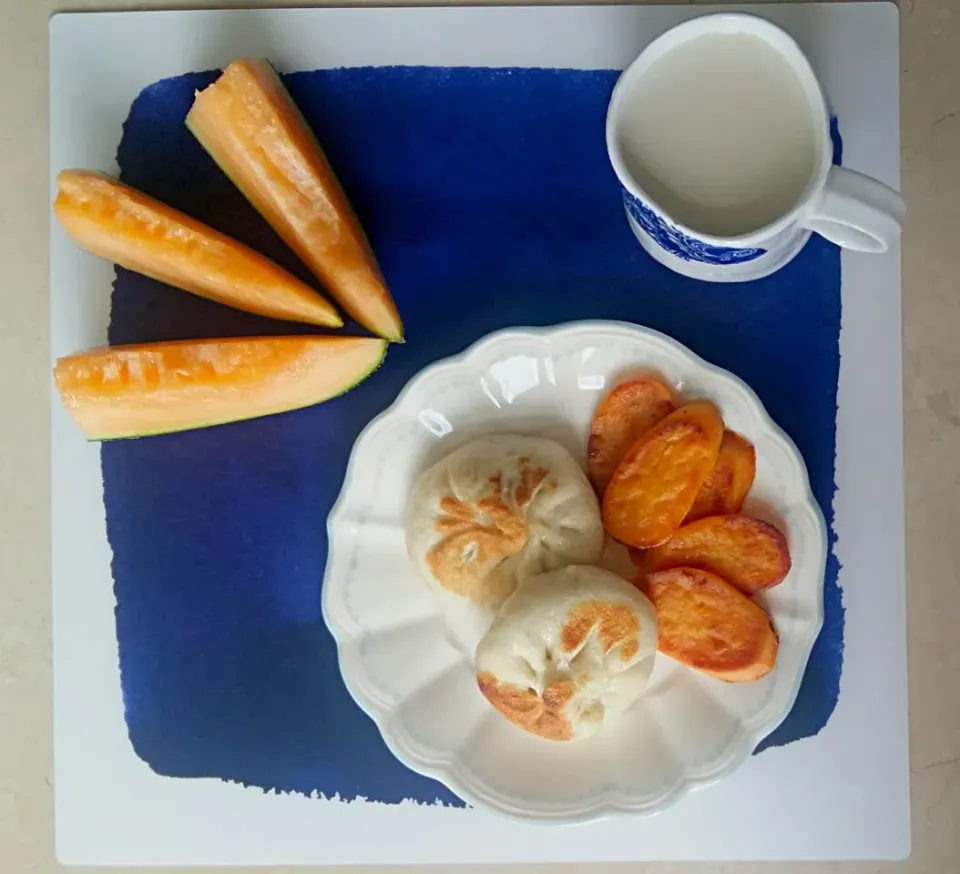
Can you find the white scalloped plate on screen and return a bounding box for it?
[322,321,826,824]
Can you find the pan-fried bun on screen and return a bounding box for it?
[405,435,604,609]
[476,565,657,740]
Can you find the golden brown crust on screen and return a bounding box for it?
[560,599,641,662]
[476,671,576,741]
[644,567,778,682]
[425,458,552,603]
[637,514,791,595]
[426,497,527,601]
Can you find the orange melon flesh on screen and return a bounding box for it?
[54,170,342,328]
[54,336,386,440]
[187,59,404,343]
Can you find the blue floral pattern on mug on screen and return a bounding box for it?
[623,192,766,265]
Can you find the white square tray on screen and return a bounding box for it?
[50,3,907,864]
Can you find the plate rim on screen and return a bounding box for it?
[322,319,828,824]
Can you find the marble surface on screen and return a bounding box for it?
[1,0,957,871]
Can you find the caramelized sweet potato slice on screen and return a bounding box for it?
[602,401,724,548]
[645,567,778,682]
[637,514,791,595]
[587,379,675,495]
[685,430,756,522]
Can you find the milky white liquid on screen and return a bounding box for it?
[617,33,820,237]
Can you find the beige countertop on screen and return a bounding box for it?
[2,0,957,871]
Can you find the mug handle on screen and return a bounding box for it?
[803,166,905,254]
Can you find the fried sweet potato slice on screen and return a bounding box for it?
[645,567,778,682]
[636,514,791,594]
[602,401,724,548]
[684,430,756,522]
[587,379,675,495]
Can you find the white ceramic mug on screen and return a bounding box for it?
[606,13,905,282]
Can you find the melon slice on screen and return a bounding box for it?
[55,170,341,327]
[187,59,404,343]
[54,335,386,440]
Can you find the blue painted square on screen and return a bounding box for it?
[103,66,843,806]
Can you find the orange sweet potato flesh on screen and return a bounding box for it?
[645,567,778,682]
[587,378,675,495]
[637,514,791,595]
[602,401,724,548]
[685,430,756,522]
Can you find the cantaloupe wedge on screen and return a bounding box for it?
[53,336,386,440]
[186,59,404,342]
[54,170,341,327]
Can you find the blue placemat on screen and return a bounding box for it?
[102,66,843,806]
